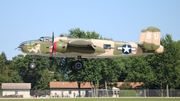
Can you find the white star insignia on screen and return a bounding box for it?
[123,45,131,53]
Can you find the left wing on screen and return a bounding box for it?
[68,40,105,54]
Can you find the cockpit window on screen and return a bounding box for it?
[39,37,44,42]
[39,36,52,42]
[30,41,35,45]
[104,44,111,49]
[45,38,50,42]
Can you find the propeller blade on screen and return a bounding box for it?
[52,31,54,45]
[51,32,55,55]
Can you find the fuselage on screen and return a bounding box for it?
[18,26,165,59]
[20,36,143,58]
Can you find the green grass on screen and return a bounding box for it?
[119,90,137,97]
[0,98,180,101]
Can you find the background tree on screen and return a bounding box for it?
[146,34,180,97]
[14,55,54,90]
[0,52,11,86]
[0,52,23,88]
[67,28,102,97]
[126,56,155,88]
[100,58,125,97]
[83,58,103,97]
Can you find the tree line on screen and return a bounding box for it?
[0,28,180,96]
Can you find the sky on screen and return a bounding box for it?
[0,0,180,60]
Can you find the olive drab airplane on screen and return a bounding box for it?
[16,26,164,70]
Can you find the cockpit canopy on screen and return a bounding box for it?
[59,34,67,37]
[38,36,52,42]
[38,34,67,42]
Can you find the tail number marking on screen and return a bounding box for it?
[147,33,159,40]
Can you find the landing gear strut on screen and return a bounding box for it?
[71,56,84,71]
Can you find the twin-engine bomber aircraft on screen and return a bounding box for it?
[17,26,164,70]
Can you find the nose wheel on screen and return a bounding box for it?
[29,62,36,69]
[29,58,36,69]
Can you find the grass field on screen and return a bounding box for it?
[0,98,180,101]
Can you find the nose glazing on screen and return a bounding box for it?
[21,41,29,45]
[18,41,31,53]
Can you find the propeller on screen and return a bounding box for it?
[49,32,55,62]
[50,32,55,56]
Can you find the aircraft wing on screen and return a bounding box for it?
[68,40,94,48]
[67,40,105,54]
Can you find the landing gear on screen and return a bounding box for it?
[71,56,84,71]
[29,62,36,69]
[71,60,84,70]
[29,59,36,69]
[28,55,84,71]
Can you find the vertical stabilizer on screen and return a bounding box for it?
[138,26,161,50]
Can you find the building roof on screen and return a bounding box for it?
[2,83,31,89]
[111,82,143,88]
[50,82,91,89]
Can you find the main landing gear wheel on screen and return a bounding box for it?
[71,60,84,71]
[29,62,36,69]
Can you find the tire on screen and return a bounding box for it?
[29,62,36,69]
[71,60,83,71]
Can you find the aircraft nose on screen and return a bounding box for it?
[21,46,29,53]
[16,41,29,53]
[15,42,24,50]
[18,40,43,53]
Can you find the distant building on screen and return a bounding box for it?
[108,82,143,88]
[50,82,91,97]
[117,82,143,88]
[1,83,31,98]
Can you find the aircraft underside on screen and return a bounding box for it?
[27,52,153,71]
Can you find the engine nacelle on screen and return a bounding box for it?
[56,42,67,53]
